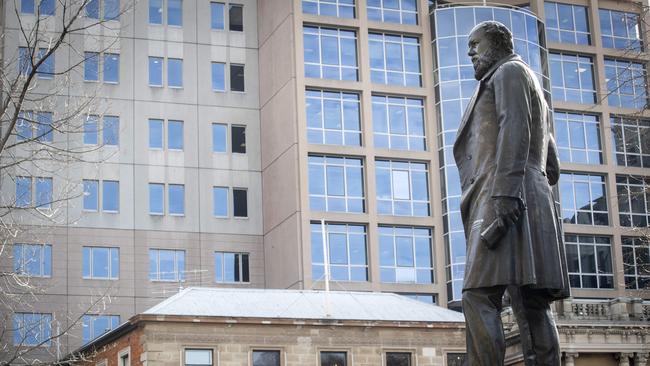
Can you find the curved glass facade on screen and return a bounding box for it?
[430,5,550,306]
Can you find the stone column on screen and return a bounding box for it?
[564,352,579,366]
[635,353,649,366]
[618,353,633,366]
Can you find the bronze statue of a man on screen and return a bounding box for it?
[453,21,570,365]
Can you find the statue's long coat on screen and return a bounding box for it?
[453,54,570,298]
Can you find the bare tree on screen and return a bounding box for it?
[0,0,133,364]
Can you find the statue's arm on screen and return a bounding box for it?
[490,62,531,199]
[546,133,560,186]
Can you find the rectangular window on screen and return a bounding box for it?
[386,352,412,366]
[252,350,281,366]
[230,64,245,92]
[83,179,99,211]
[149,119,164,149]
[185,349,212,366]
[168,184,185,215]
[303,0,355,18]
[211,2,225,30]
[211,62,225,91]
[553,111,601,164]
[82,315,120,344]
[233,188,248,217]
[16,111,33,141]
[611,116,650,168]
[149,0,163,24]
[213,186,228,217]
[84,115,99,145]
[168,0,182,26]
[103,116,119,146]
[372,95,425,150]
[616,175,649,227]
[39,0,56,15]
[565,234,613,289]
[622,236,650,290]
[168,120,184,150]
[303,26,358,81]
[149,248,185,281]
[34,112,53,142]
[168,58,183,87]
[311,222,367,282]
[376,160,429,216]
[320,351,347,366]
[18,47,32,76]
[86,0,99,18]
[16,112,53,142]
[104,0,120,20]
[367,0,417,25]
[231,125,246,153]
[84,52,100,81]
[401,293,435,304]
[305,89,361,146]
[13,243,52,277]
[379,226,433,284]
[212,123,227,152]
[229,4,243,31]
[82,247,119,279]
[446,353,467,366]
[544,2,590,45]
[559,173,608,225]
[103,53,119,83]
[549,52,596,104]
[149,183,164,215]
[21,0,35,13]
[214,252,249,283]
[369,33,421,87]
[35,177,52,209]
[599,9,642,51]
[149,56,163,86]
[604,59,647,109]
[36,48,54,79]
[16,176,32,208]
[103,180,119,212]
[308,155,364,213]
[13,313,52,346]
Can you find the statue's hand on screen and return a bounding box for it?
[493,197,522,228]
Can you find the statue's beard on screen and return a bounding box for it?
[472,49,502,80]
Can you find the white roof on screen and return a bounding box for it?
[143,287,465,323]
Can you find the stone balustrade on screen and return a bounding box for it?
[554,297,650,322]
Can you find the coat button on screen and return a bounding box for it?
[470,178,475,184]
[466,155,472,160]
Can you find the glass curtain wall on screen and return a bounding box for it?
[430,4,550,306]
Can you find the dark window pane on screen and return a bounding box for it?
[231,125,246,153]
[229,4,243,31]
[387,352,411,366]
[321,351,346,366]
[230,64,245,92]
[252,350,280,366]
[233,189,248,217]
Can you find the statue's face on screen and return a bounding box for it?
[468,27,498,80]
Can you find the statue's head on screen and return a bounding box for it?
[467,21,514,80]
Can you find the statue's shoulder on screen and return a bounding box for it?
[493,59,532,82]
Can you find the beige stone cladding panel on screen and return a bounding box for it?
[258,0,294,47]
[197,105,261,171]
[260,81,298,171]
[132,0,197,43]
[262,212,302,289]
[259,14,296,107]
[196,0,259,49]
[66,227,135,297]
[262,144,300,233]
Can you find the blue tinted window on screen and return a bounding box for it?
[369,33,421,86]
[21,0,35,13]
[372,95,425,150]
[36,112,53,142]
[35,177,52,209]
[303,26,358,81]
[149,57,163,86]
[379,226,433,283]
[599,9,641,51]
[549,53,595,104]
[168,120,183,150]
[84,115,99,144]
[149,249,185,281]
[544,2,590,45]
[149,183,164,214]
[610,117,650,168]
[212,123,227,152]
[302,0,355,18]
[82,315,120,344]
[16,177,31,208]
[215,252,250,282]
[212,62,225,91]
[86,0,99,18]
[168,58,183,87]
[553,112,602,164]
[104,0,120,20]
[103,180,119,212]
[213,186,228,216]
[149,119,163,149]
[616,175,650,227]
[13,313,52,346]
[83,180,99,211]
[103,53,119,82]
[84,52,99,81]
[605,59,647,109]
[211,2,225,29]
[376,160,429,216]
[14,244,52,277]
[559,173,608,225]
[16,112,32,141]
[305,90,361,146]
[39,0,55,15]
[103,116,119,146]
[168,184,184,215]
[149,0,162,24]
[83,247,119,279]
[168,0,182,26]
[309,155,364,213]
[18,47,31,75]
[36,48,54,79]
[311,223,367,282]
[564,235,613,289]
[367,0,417,24]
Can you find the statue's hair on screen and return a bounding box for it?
[473,21,514,55]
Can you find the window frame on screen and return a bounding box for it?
[229,63,245,92]
[168,183,185,216]
[303,25,358,81]
[232,187,248,218]
[544,1,591,45]
[213,186,229,217]
[81,314,120,344]
[148,56,164,87]
[167,57,184,88]
[211,62,226,92]
[82,246,120,280]
[599,8,642,51]
[13,312,52,346]
[319,350,348,366]
[184,348,214,366]
[553,111,602,164]
[228,3,243,32]
[375,159,430,217]
[214,251,250,283]
[212,123,228,153]
[305,89,361,147]
[251,349,282,366]
[616,175,650,227]
[385,351,413,366]
[559,172,609,226]
[368,32,422,87]
[610,116,650,168]
[622,236,650,290]
[149,248,186,282]
[302,0,356,19]
[372,95,426,151]
[564,234,614,289]
[13,243,52,278]
[308,155,365,213]
[231,124,246,154]
[549,52,596,104]
[311,222,368,282]
[367,0,417,25]
[210,2,225,30]
[149,183,165,215]
[378,226,434,284]
[604,58,648,109]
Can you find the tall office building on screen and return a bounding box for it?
[2,0,649,363]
